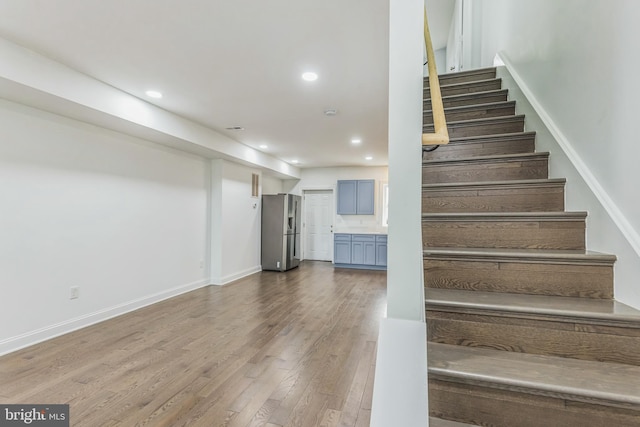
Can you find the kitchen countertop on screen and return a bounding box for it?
[334,230,387,235]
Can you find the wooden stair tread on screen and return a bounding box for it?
[424,77,502,91]
[429,416,478,427]
[424,100,516,115]
[423,151,548,166]
[426,288,640,325]
[423,178,565,190]
[428,342,640,408]
[424,88,508,103]
[425,66,497,83]
[447,131,535,144]
[423,246,616,264]
[423,132,537,161]
[422,211,587,221]
[423,114,524,128]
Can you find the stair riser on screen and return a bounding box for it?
[425,79,503,98]
[430,379,640,427]
[422,219,586,250]
[422,136,535,161]
[427,310,640,365]
[422,158,548,184]
[424,104,516,125]
[426,69,497,86]
[422,184,564,213]
[425,90,508,109]
[424,258,614,299]
[424,118,525,138]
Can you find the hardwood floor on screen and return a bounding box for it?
[0,261,387,426]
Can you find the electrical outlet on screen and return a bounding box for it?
[70,286,79,300]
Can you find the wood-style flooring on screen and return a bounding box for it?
[0,261,387,426]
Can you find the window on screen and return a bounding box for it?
[251,173,259,197]
[382,182,389,227]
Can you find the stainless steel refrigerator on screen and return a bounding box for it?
[261,194,301,271]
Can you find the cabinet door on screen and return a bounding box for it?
[337,180,357,215]
[356,180,375,214]
[363,241,376,265]
[351,241,364,265]
[334,234,352,264]
[375,242,387,266]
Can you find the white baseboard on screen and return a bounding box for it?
[0,278,209,357]
[210,265,261,286]
[497,51,640,259]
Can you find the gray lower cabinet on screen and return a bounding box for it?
[334,234,352,264]
[375,235,388,266]
[334,233,387,270]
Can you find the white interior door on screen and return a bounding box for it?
[303,190,333,261]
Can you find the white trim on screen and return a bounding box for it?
[371,318,428,427]
[497,51,640,260]
[210,265,261,286]
[0,279,210,357]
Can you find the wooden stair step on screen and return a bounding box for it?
[425,78,503,98]
[424,89,509,110]
[423,247,615,299]
[429,416,478,427]
[424,101,517,125]
[426,67,497,86]
[426,288,640,365]
[422,152,549,184]
[422,178,565,213]
[424,115,525,138]
[422,132,536,161]
[422,211,587,250]
[428,343,640,426]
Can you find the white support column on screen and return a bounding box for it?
[387,0,426,322]
[371,1,429,426]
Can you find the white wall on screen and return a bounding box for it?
[210,160,262,285]
[434,48,447,75]
[445,0,463,72]
[289,166,389,234]
[467,0,640,308]
[262,174,284,195]
[0,99,209,354]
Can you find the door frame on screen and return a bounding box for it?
[301,187,335,262]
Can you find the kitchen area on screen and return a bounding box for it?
[261,166,389,272]
[332,179,387,270]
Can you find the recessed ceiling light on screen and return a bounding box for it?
[365,156,373,160]
[291,159,299,164]
[259,144,268,149]
[302,72,318,82]
[225,126,245,131]
[324,108,338,116]
[351,138,362,144]
[145,90,162,99]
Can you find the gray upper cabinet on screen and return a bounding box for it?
[336,180,358,214]
[337,179,375,215]
[356,180,375,215]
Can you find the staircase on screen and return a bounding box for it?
[422,68,640,426]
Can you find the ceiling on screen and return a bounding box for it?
[0,0,454,171]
